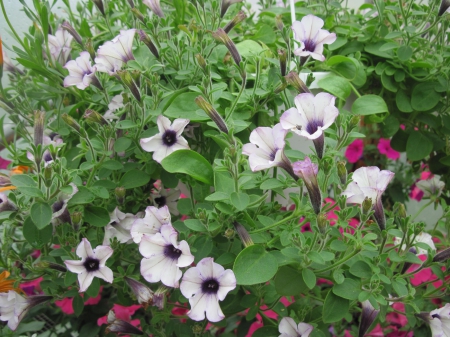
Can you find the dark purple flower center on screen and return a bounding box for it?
[52,200,65,213]
[83,257,100,272]
[155,196,166,207]
[163,245,182,260]
[110,221,118,226]
[49,132,59,140]
[306,120,323,135]
[201,278,219,295]
[269,150,276,161]
[162,130,177,147]
[303,39,316,52]
[432,314,440,319]
[44,152,53,162]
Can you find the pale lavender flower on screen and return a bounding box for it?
[280,92,339,159]
[140,224,194,288]
[95,29,136,75]
[125,277,154,308]
[151,185,181,215]
[103,207,138,245]
[293,157,321,214]
[180,257,236,322]
[0,193,17,212]
[105,310,144,335]
[358,301,380,337]
[140,115,190,163]
[416,176,445,198]
[292,14,336,61]
[51,183,78,225]
[2,49,23,75]
[104,93,124,120]
[428,303,450,336]
[143,0,165,18]
[48,28,73,64]
[130,205,171,243]
[278,317,313,337]
[0,291,52,331]
[394,232,436,256]
[64,238,114,292]
[342,166,395,230]
[64,51,101,90]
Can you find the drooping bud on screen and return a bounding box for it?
[34,110,45,147]
[195,96,228,134]
[278,49,287,77]
[61,21,83,47]
[0,174,12,188]
[153,285,168,310]
[62,114,81,133]
[233,221,253,247]
[106,310,144,335]
[275,15,284,31]
[143,0,165,18]
[397,203,407,219]
[84,109,108,125]
[195,54,207,72]
[220,0,242,18]
[85,38,96,60]
[125,277,154,308]
[223,10,247,33]
[438,0,450,16]
[337,161,347,185]
[362,197,373,215]
[34,261,67,272]
[131,8,146,24]
[285,71,311,94]
[317,213,328,235]
[92,0,105,16]
[212,28,241,66]
[358,301,380,337]
[293,157,321,214]
[115,187,126,204]
[138,30,159,59]
[433,247,450,263]
[127,0,135,8]
[117,70,141,102]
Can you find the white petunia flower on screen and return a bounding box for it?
[0,291,52,331]
[291,14,336,61]
[48,27,73,64]
[342,166,394,230]
[104,93,124,120]
[280,92,339,158]
[95,29,136,75]
[358,301,380,337]
[140,115,190,163]
[103,207,138,245]
[125,277,154,308]
[130,205,171,243]
[151,185,181,215]
[394,232,436,256]
[278,317,313,337]
[143,0,165,17]
[140,224,194,288]
[64,238,114,292]
[64,51,101,90]
[429,303,450,337]
[180,257,236,322]
[416,176,446,199]
[293,157,321,214]
[51,183,78,226]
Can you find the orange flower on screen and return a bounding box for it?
[0,271,23,294]
[0,166,29,193]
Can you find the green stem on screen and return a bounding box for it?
[249,212,298,234]
[315,249,361,274]
[225,76,247,122]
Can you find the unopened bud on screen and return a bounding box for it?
[223,10,247,33]
[275,15,284,31]
[117,70,141,102]
[131,8,145,24]
[224,228,234,238]
[61,21,83,47]
[192,325,203,334]
[212,28,241,66]
[362,197,373,215]
[274,81,288,94]
[115,187,126,204]
[398,203,407,219]
[125,277,154,308]
[62,114,81,133]
[127,0,135,8]
[317,212,328,235]
[0,174,11,187]
[433,247,450,263]
[44,166,52,183]
[143,0,165,18]
[92,0,105,16]
[85,38,96,60]
[195,96,228,134]
[285,71,311,94]
[195,54,207,72]
[438,0,450,16]
[220,0,242,17]
[137,30,159,59]
[349,115,360,129]
[278,49,287,77]
[337,161,347,185]
[71,211,83,228]
[233,221,253,247]
[34,110,45,147]
[84,109,108,125]
[153,285,168,310]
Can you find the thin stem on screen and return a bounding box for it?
[411,200,433,222]
[225,76,247,122]
[249,212,298,234]
[315,248,361,274]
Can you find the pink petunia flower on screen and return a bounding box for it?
[377,138,400,160]
[410,170,433,201]
[97,304,141,326]
[345,139,364,163]
[0,157,11,170]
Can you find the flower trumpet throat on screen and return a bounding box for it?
[195,96,228,133]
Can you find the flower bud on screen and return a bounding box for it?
[212,28,241,66]
[223,10,247,33]
[106,310,144,335]
[195,96,228,133]
[44,165,52,183]
[115,187,126,204]
[35,261,67,272]
[0,174,11,187]
[137,30,159,59]
[85,38,96,60]
[84,109,108,125]
[224,228,234,238]
[62,114,81,133]
[131,8,146,24]
[349,115,360,129]
[337,161,347,185]
[438,0,450,16]
[275,15,284,31]
[61,21,83,47]
[0,36,4,81]
[233,221,253,247]
[143,0,165,18]
[117,70,141,102]
[362,196,373,215]
[220,0,242,17]
[317,213,328,235]
[274,81,288,94]
[397,203,407,219]
[285,71,311,94]
[195,54,207,72]
[92,0,105,16]
[125,277,154,308]
[278,49,287,77]
[34,110,45,147]
[0,193,17,212]
[71,211,83,229]
[153,285,168,310]
[127,0,135,8]
[359,301,380,337]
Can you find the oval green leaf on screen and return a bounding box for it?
[323,291,350,323]
[161,150,213,185]
[30,202,52,229]
[233,245,278,285]
[119,169,151,189]
[352,95,388,116]
[406,132,433,161]
[411,82,441,112]
[317,76,351,100]
[84,206,110,227]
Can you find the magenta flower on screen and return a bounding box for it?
[291,14,336,61]
[345,139,364,163]
[293,157,321,214]
[377,138,400,160]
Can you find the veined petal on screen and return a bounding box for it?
[152,146,171,163]
[140,255,166,283]
[139,234,165,258]
[171,119,190,136]
[78,272,95,292]
[177,241,195,267]
[376,170,395,192]
[196,257,216,279]
[302,14,325,41]
[157,115,172,133]
[313,92,336,122]
[204,295,225,322]
[160,259,182,288]
[279,317,299,336]
[294,93,316,123]
[250,127,276,153]
[187,292,208,321]
[93,245,113,265]
[76,238,94,259]
[92,266,114,284]
[341,181,365,204]
[140,134,163,152]
[64,260,85,274]
[180,268,203,298]
[216,269,236,301]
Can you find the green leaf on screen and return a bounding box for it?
[164,93,209,121]
[328,37,347,51]
[184,219,206,232]
[205,192,229,201]
[23,217,52,247]
[192,236,213,262]
[84,207,110,227]
[397,45,413,62]
[233,245,278,285]
[119,169,151,189]
[64,272,77,286]
[274,266,308,296]
[251,25,276,44]
[68,186,95,205]
[302,269,316,290]
[30,202,52,229]
[86,278,100,298]
[116,120,138,129]
[89,186,109,199]
[364,42,393,59]
[10,175,43,198]
[235,40,264,58]
[101,160,124,170]
[396,90,413,113]
[317,76,351,100]
[332,278,361,300]
[411,82,441,111]
[323,291,350,323]
[114,137,132,152]
[406,132,433,161]
[260,179,284,190]
[73,294,84,316]
[161,150,213,185]
[349,261,372,278]
[352,95,388,116]
[252,327,279,337]
[230,192,250,211]
[381,72,397,92]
